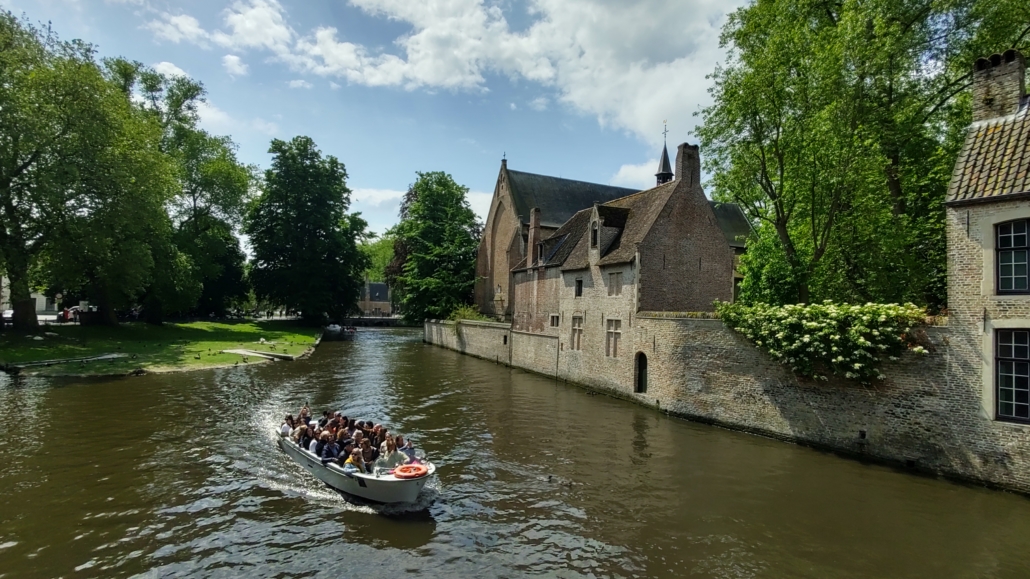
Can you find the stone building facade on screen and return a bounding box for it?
[425,50,1030,493]
[474,161,638,320]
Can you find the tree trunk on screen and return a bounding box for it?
[144,295,164,325]
[91,286,120,326]
[7,258,39,330]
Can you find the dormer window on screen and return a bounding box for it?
[591,222,598,247]
[998,220,1029,294]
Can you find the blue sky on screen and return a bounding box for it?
[3,0,744,236]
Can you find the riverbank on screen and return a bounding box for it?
[0,321,321,377]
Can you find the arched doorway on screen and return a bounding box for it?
[635,352,648,393]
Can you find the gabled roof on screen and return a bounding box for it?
[946,103,1030,206]
[506,169,638,228]
[709,202,752,248]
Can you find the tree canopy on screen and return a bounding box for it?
[698,0,1030,309]
[0,13,176,328]
[390,172,481,322]
[245,136,369,323]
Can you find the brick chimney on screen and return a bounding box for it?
[527,207,541,266]
[972,49,1026,122]
[675,143,700,187]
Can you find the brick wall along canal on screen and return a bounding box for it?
[1,329,1029,578]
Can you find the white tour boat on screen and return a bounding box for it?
[277,433,435,503]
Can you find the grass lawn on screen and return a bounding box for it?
[0,320,322,377]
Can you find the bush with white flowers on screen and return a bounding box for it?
[714,301,929,383]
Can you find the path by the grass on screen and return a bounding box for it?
[0,321,321,377]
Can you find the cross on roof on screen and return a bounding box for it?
[662,121,668,143]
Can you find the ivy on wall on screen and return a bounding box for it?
[715,301,929,383]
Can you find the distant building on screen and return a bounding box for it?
[508,142,750,340]
[474,160,639,320]
[358,280,392,317]
[0,276,57,314]
[945,49,1030,425]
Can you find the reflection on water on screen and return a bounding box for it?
[1,329,1030,578]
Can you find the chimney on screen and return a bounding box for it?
[527,207,541,266]
[972,49,1026,122]
[675,143,700,187]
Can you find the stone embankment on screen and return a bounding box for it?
[426,317,1030,495]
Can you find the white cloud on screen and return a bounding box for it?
[288,79,313,89]
[153,61,189,78]
[145,14,209,46]
[329,81,341,90]
[197,101,233,130]
[611,160,658,190]
[251,118,279,135]
[352,188,405,206]
[222,54,249,76]
[146,0,746,143]
[509,102,517,110]
[467,191,491,224]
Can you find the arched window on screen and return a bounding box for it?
[591,222,598,247]
[635,352,648,393]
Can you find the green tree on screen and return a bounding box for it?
[392,172,481,322]
[360,233,395,282]
[106,60,254,320]
[245,136,369,323]
[0,13,175,328]
[698,0,1030,308]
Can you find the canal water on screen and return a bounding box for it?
[1,329,1029,578]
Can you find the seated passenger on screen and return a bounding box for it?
[308,433,320,454]
[321,436,341,462]
[378,430,392,454]
[371,424,384,446]
[395,435,415,460]
[360,438,379,469]
[318,411,331,428]
[375,438,410,470]
[342,449,365,475]
[280,415,294,436]
[352,430,364,446]
[296,426,313,450]
[314,431,331,457]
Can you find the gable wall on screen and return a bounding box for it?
[638,180,735,312]
[475,169,523,319]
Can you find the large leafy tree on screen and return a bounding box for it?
[106,60,254,320]
[0,13,175,328]
[698,0,1030,308]
[245,136,369,323]
[360,233,395,282]
[391,172,481,322]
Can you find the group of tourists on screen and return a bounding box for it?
[280,407,417,475]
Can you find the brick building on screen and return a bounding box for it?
[507,142,750,390]
[474,160,638,320]
[945,49,1030,428]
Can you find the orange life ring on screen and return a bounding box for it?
[393,464,428,479]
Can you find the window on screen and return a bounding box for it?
[608,272,623,296]
[606,319,621,357]
[998,220,1029,293]
[570,316,583,350]
[575,279,583,297]
[550,314,560,327]
[591,222,598,247]
[997,329,1030,422]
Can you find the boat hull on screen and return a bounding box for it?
[277,434,433,503]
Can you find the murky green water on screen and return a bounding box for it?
[1,329,1029,578]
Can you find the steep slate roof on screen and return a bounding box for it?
[946,103,1030,205]
[506,169,638,228]
[710,202,752,248]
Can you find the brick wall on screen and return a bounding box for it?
[424,320,511,366]
[427,312,1030,493]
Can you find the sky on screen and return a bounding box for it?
[2,0,746,236]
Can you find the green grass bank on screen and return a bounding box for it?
[0,321,321,377]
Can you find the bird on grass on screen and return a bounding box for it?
[193,354,201,360]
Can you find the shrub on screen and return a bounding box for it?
[447,304,490,323]
[714,301,929,383]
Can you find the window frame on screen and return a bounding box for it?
[574,279,583,298]
[996,328,1030,424]
[996,219,1030,295]
[549,314,560,328]
[608,272,623,297]
[570,316,583,350]
[605,319,622,358]
[591,222,598,247]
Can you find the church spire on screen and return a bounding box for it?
[655,121,673,185]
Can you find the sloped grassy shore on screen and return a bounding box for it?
[0,320,320,377]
